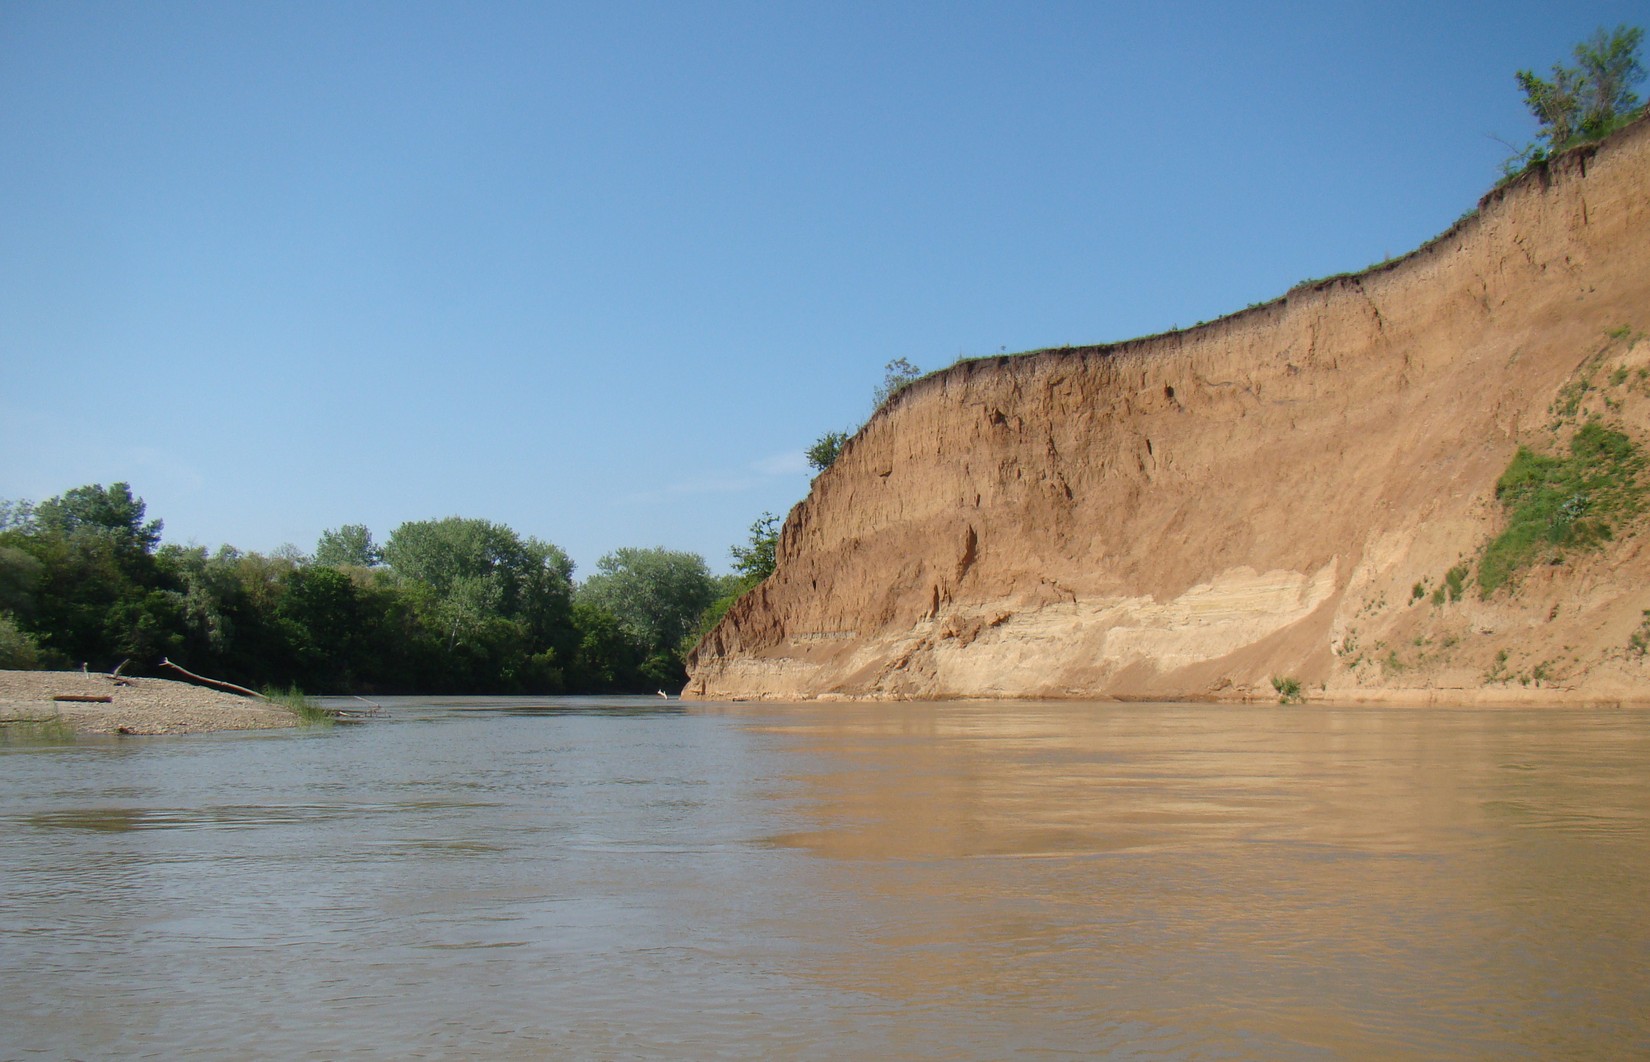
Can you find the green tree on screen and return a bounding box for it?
[1516,25,1645,161]
[162,544,247,659]
[380,516,576,691]
[680,512,782,662]
[683,512,781,657]
[807,430,849,472]
[873,357,923,408]
[33,482,163,558]
[1575,25,1646,133]
[314,524,381,567]
[577,547,715,661]
[680,572,755,659]
[565,601,640,692]
[160,544,294,688]
[730,512,780,582]
[275,566,369,690]
[0,545,44,620]
[0,499,35,532]
[1,483,182,669]
[0,612,40,669]
[383,517,572,633]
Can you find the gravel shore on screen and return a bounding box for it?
[0,670,298,735]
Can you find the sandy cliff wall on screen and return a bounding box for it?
[688,118,1650,704]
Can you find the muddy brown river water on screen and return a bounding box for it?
[2,698,1647,1058]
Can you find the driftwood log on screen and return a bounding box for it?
[53,694,113,703]
[158,658,267,700]
[346,695,387,717]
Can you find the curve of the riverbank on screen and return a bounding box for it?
[0,670,297,735]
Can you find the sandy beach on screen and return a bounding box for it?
[0,670,298,735]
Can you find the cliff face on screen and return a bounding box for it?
[688,119,1650,705]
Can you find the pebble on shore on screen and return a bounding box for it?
[0,670,297,735]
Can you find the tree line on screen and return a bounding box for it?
[0,482,776,694]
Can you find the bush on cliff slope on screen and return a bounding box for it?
[1479,422,1646,595]
[872,357,924,409]
[1513,25,1645,167]
[807,430,849,472]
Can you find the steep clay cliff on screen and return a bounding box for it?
[688,117,1650,705]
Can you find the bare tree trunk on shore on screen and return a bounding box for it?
[158,658,267,700]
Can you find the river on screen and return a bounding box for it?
[2,698,1647,1059]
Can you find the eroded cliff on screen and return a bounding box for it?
[687,118,1650,705]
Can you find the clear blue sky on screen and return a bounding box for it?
[2,1,1642,576]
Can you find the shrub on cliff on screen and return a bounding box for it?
[730,512,779,582]
[1479,422,1645,595]
[872,357,924,409]
[1511,25,1645,168]
[807,430,849,472]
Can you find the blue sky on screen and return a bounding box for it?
[2,1,1643,576]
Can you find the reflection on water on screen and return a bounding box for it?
[2,697,1647,1058]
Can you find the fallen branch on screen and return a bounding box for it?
[159,658,267,700]
[347,695,387,717]
[54,694,113,703]
[108,659,136,687]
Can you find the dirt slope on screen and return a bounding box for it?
[688,117,1650,705]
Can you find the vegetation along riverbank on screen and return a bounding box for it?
[0,485,777,699]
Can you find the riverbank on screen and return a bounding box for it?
[688,117,1650,704]
[0,670,297,735]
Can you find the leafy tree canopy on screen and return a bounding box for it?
[0,612,40,669]
[315,524,381,567]
[730,512,780,582]
[383,517,572,613]
[1515,25,1645,162]
[872,357,923,409]
[807,430,849,472]
[577,547,714,655]
[33,482,162,555]
[382,517,575,656]
[0,545,44,618]
[0,499,35,533]
[0,482,707,695]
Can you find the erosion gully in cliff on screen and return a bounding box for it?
[688,117,1650,706]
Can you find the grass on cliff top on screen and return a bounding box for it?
[1479,421,1646,595]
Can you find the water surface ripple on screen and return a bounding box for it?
[2,698,1647,1058]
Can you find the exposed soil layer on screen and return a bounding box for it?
[688,117,1650,705]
